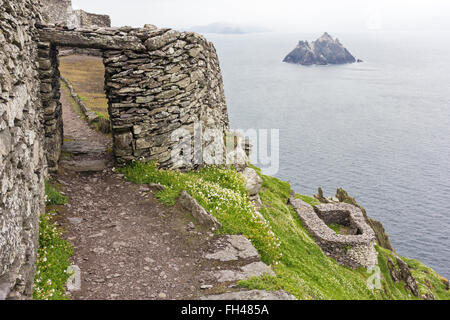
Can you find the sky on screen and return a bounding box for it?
[72,0,450,32]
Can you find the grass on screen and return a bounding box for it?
[239,167,449,300]
[59,55,109,119]
[402,256,450,300]
[45,182,68,206]
[33,213,73,300]
[118,161,450,300]
[328,224,341,234]
[295,194,321,207]
[118,161,281,264]
[34,182,73,300]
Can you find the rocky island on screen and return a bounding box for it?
[283,32,358,65]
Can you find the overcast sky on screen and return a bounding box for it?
[72,0,450,32]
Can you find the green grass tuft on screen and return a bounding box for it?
[295,194,321,207]
[33,213,73,300]
[45,182,68,206]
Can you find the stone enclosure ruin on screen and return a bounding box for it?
[37,24,230,171]
[289,197,378,269]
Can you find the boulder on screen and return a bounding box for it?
[241,167,262,196]
[177,190,221,230]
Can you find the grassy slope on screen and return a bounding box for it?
[119,161,449,300]
[59,55,109,119]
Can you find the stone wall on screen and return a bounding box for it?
[40,0,74,25]
[38,42,62,171]
[0,0,46,299]
[75,10,111,28]
[37,24,230,170]
[41,0,111,27]
[289,198,378,269]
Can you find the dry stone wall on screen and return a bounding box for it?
[0,0,46,299]
[37,24,230,170]
[75,10,110,28]
[289,198,378,269]
[38,42,62,171]
[40,0,111,28]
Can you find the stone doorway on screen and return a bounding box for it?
[37,24,230,172]
[38,42,113,172]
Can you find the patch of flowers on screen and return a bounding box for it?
[33,213,73,300]
[119,162,282,264]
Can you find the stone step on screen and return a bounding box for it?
[62,141,107,155]
[61,159,107,172]
[201,290,296,300]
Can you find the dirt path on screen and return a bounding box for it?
[57,85,219,300]
[54,82,284,300]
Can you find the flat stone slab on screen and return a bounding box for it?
[213,262,275,282]
[177,190,221,230]
[201,290,296,300]
[205,235,259,262]
[61,160,106,172]
[62,141,107,155]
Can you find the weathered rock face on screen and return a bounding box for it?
[40,0,111,28]
[283,32,357,66]
[0,0,46,299]
[37,24,230,170]
[387,256,419,297]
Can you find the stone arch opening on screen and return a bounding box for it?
[36,24,230,172]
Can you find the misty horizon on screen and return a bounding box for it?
[72,0,450,33]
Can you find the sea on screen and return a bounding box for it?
[205,31,450,278]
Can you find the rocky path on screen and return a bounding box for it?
[54,84,290,300]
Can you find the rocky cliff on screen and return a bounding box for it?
[283,32,357,65]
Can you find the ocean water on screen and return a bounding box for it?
[206,31,450,278]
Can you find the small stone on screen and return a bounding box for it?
[200,285,213,290]
[144,257,155,263]
[67,217,82,225]
[158,292,167,299]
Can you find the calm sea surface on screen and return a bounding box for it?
[206,31,450,278]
